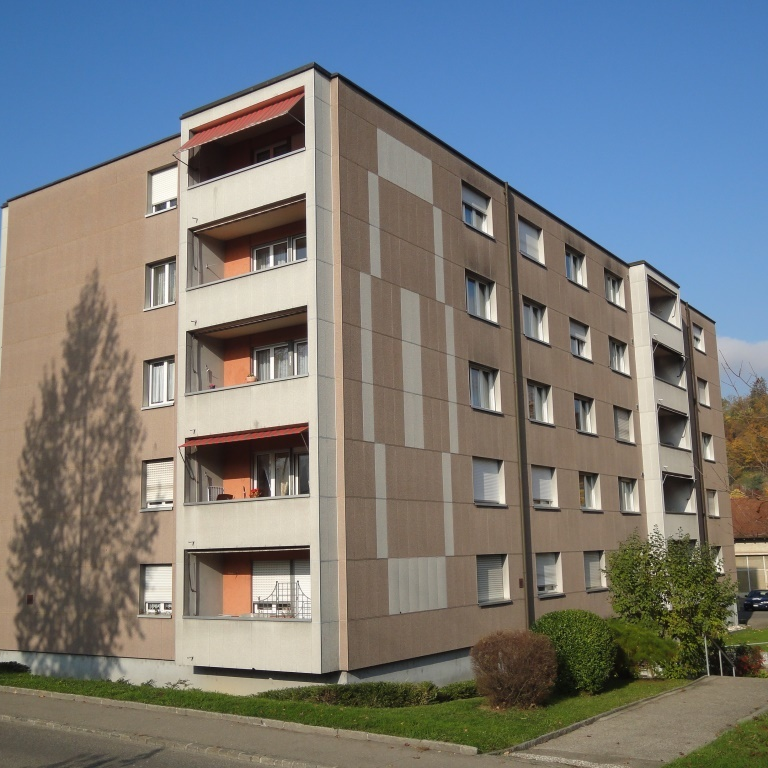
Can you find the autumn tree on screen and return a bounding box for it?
[723,377,768,496]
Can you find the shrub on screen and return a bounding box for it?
[608,619,676,678]
[470,630,557,709]
[435,680,478,702]
[0,661,30,674]
[258,681,438,707]
[734,644,765,677]
[532,610,616,694]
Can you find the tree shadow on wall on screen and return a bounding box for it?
[8,271,158,676]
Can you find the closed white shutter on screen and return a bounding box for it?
[477,555,505,603]
[519,220,541,260]
[150,166,177,207]
[294,558,311,602]
[462,185,488,213]
[144,565,172,602]
[536,553,558,592]
[584,551,603,589]
[473,458,500,503]
[615,408,631,442]
[531,466,553,506]
[252,560,290,602]
[145,460,173,506]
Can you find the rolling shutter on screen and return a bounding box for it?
[143,565,172,602]
[477,555,505,603]
[531,466,554,506]
[615,408,631,442]
[252,560,290,602]
[150,166,177,207]
[145,460,173,506]
[584,551,603,589]
[473,458,500,503]
[536,553,558,592]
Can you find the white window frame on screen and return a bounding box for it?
[252,339,308,381]
[707,489,720,517]
[614,406,634,443]
[604,270,624,307]
[148,166,177,214]
[462,184,491,234]
[619,477,638,513]
[144,357,175,407]
[253,139,292,165]
[253,448,309,498]
[518,219,543,263]
[252,234,307,272]
[579,472,600,510]
[470,364,499,412]
[466,273,495,322]
[476,554,510,605]
[145,259,176,309]
[142,459,174,510]
[536,552,562,596]
[692,324,705,352]
[141,564,172,615]
[574,395,595,434]
[472,457,504,505]
[569,319,591,359]
[522,299,548,342]
[584,551,607,590]
[565,248,586,287]
[527,381,552,424]
[609,338,628,375]
[531,465,557,508]
[713,546,725,574]
[702,433,715,461]
[698,378,710,407]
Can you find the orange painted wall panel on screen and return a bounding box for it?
[222,554,252,615]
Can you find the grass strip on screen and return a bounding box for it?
[665,713,768,767]
[0,673,684,752]
[729,626,768,646]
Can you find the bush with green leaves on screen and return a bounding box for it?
[470,629,557,709]
[605,529,738,678]
[608,619,676,678]
[257,681,439,707]
[0,661,30,674]
[532,610,615,694]
[434,679,478,702]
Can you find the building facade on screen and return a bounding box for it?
[0,64,734,690]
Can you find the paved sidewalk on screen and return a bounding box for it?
[0,677,766,767]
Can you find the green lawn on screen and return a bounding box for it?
[0,672,683,753]
[665,714,768,768]
[728,625,768,646]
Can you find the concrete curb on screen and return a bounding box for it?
[0,684,478,757]
[490,678,706,756]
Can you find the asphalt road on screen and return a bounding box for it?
[0,718,244,768]
[738,608,768,629]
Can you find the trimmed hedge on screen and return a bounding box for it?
[532,610,615,694]
[471,630,557,709]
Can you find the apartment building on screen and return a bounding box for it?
[0,64,733,689]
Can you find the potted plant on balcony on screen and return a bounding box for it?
[249,488,262,498]
[246,372,257,383]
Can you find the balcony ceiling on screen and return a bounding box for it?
[197,198,305,241]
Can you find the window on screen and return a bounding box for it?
[466,273,495,321]
[614,406,634,443]
[142,459,173,510]
[522,299,548,342]
[619,478,638,513]
[702,433,714,461]
[584,551,606,590]
[252,234,307,272]
[707,489,720,517]
[518,219,543,263]
[531,465,557,508]
[565,249,586,287]
[144,357,175,407]
[254,449,309,497]
[253,140,291,164]
[698,378,710,406]
[148,166,177,214]
[472,457,504,504]
[252,558,311,618]
[476,554,509,604]
[536,553,561,595]
[527,381,552,423]
[569,319,590,359]
[579,472,600,510]
[713,546,725,574]
[604,270,624,307]
[253,340,308,381]
[574,396,595,433]
[609,338,628,375]
[470,365,499,411]
[145,259,176,309]
[692,324,705,352]
[462,184,491,233]
[140,565,172,615]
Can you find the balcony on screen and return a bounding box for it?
[648,278,680,327]
[657,406,690,451]
[663,473,695,515]
[653,343,686,389]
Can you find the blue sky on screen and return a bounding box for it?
[2,1,766,393]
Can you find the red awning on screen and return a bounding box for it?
[181,424,308,448]
[179,91,304,152]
